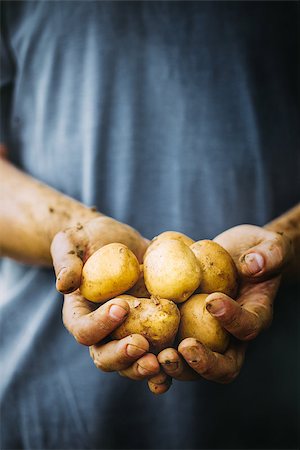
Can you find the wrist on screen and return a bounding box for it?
[0,157,104,266]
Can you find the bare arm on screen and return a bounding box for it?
[0,156,98,266]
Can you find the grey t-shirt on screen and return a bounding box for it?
[1,3,299,449]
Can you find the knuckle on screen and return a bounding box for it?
[193,358,215,378]
[51,230,68,253]
[263,305,273,329]
[89,347,111,372]
[220,370,240,384]
[51,231,62,247]
[274,243,284,264]
[91,313,112,335]
[239,327,260,341]
[200,364,215,378]
[73,326,93,346]
[93,358,108,372]
[222,311,240,330]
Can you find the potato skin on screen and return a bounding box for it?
[80,243,140,303]
[144,239,201,304]
[144,231,195,260]
[111,295,180,353]
[178,294,230,353]
[190,240,238,298]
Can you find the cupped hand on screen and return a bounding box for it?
[62,290,160,381]
[51,215,159,383]
[51,215,149,294]
[150,224,293,392]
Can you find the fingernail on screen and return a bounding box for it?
[206,299,226,317]
[161,361,179,372]
[126,344,147,358]
[137,364,153,376]
[244,253,264,275]
[109,305,128,320]
[181,346,199,364]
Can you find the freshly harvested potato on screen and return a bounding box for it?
[178,294,230,353]
[144,230,195,260]
[190,240,238,298]
[111,295,180,353]
[80,243,140,303]
[126,265,151,298]
[150,230,195,247]
[144,239,202,303]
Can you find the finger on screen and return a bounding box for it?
[119,353,160,380]
[63,292,130,346]
[158,348,199,381]
[179,338,247,384]
[147,371,172,395]
[89,334,149,372]
[205,278,280,340]
[51,228,88,293]
[239,233,292,279]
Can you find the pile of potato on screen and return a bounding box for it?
[80,231,238,354]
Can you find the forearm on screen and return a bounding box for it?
[265,204,300,283]
[0,158,99,266]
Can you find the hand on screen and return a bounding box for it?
[62,290,161,382]
[51,215,149,294]
[51,216,160,383]
[151,224,293,392]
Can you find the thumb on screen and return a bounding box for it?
[239,233,291,278]
[51,230,87,294]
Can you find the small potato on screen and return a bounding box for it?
[144,239,202,303]
[178,294,230,353]
[80,243,140,303]
[190,240,238,298]
[111,295,180,353]
[144,230,195,260]
[126,265,151,298]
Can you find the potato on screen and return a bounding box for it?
[126,265,151,298]
[144,239,202,303]
[80,243,140,303]
[111,295,180,353]
[144,230,195,260]
[190,240,238,298]
[178,294,230,353]
[150,230,195,247]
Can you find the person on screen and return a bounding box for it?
[1,2,299,449]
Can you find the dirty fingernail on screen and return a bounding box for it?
[206,299,226,317]
[56,268,73,293]
[244,253,264,275]
[109,305,128,320]
[126,344,147,358]
[161,361,179,372]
